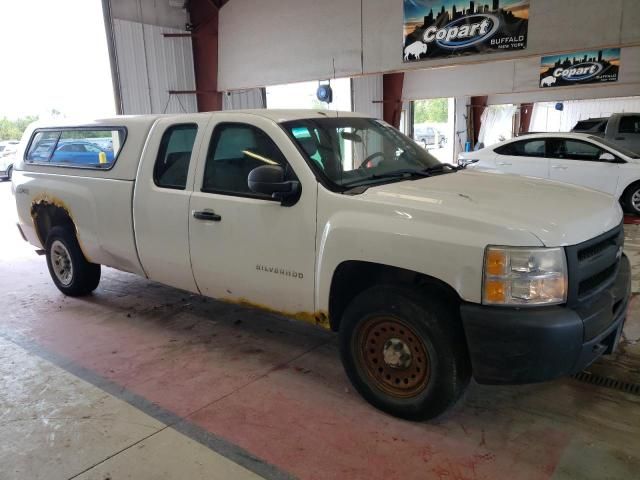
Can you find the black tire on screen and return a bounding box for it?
[622,183,640,215]
[6,165,12,181]
[45,226,101,296]
[339,284,470,420]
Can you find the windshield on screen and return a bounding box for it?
[281,117,443,189]
[589,136,640,159]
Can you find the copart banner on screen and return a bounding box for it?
[403,0,529,62]
[539,48,621,88]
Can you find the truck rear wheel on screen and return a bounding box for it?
[339,285,470,420]
[45,226,101,296]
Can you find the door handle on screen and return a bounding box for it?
[497,162,512,166]
[552,165,568,170]
[615,136,625,140]
[193,210,222,221]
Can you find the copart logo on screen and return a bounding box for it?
[553,62,604,81]
[423,14,500,49]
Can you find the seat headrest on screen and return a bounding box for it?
[297,137,318,158]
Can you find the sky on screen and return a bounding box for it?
[0,0,116,120]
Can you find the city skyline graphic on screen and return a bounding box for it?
[404,0,528,24]
[541,48,621,70]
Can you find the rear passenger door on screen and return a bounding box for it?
[188,116,317,315]
[546,138,620,195]
[133,116,208,292]
[493,138,550,179]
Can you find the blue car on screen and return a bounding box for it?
[51,140,114,165]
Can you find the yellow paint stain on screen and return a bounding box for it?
[224,297,331,330]
[30,193,93,262]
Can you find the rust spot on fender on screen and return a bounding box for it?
[224,297,330,330]
[30,193,92,262]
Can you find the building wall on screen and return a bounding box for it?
[218,0,640,103]
[404,46,640,103]
[353,75,384,119]
[107,0,197,114]
[218,0,363,91]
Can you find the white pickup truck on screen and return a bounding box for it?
[572,113,640,154]
[12,110,630,420]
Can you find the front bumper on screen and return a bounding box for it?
[460,254,631,385]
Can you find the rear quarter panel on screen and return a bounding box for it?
[13,170,144,276]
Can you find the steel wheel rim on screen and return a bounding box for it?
[51,240,73,286]
[354,316,430,398]
[632,189,640,211]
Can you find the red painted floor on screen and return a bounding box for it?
[2,184,639,479]
[4,261,637,480]
[624,214,640,225]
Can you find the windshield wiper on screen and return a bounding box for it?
[370,169,433,179]
[341,169,432,187]
[424,163,463,172]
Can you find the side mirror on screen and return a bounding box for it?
[248,165,300,204]
[599,152,617,162]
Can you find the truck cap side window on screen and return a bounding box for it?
[25,128,126,169]
[26,131,60,162]
[154,124,198,190]
[202,123,294,199]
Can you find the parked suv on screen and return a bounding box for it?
[414,124,445,149]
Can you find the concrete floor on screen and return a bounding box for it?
[1,181,639,480]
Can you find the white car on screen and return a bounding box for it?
[460,132,640,214]
[0,140,19,181]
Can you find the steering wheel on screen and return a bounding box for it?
[358,152,385,169]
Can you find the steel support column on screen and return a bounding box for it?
[189,0,223,112]
[382,73,404,129]
[470,96,488,147]
[519,102,534,134]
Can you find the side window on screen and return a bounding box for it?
[291,127,324,169]
[561,140,603,161]
[26,131,60,162]
[521,140,546,156]
[154,124,198,190]
[202,123,290,197]
[26,128,126,168]
[495,139,545,157]
[620,116,640,134]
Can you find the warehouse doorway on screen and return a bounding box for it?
[412,97,455,163]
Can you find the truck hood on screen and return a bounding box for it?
[363,170,622,247]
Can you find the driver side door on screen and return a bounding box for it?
[188,116,317,316]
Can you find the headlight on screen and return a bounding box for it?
[483,246,567,306]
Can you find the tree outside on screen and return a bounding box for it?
[0,116,38,141]
[414,98,448,124]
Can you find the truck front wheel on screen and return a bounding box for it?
[339,285,470,420]
[45,226,101,296]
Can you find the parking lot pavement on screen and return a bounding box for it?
[1,181,639,480]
